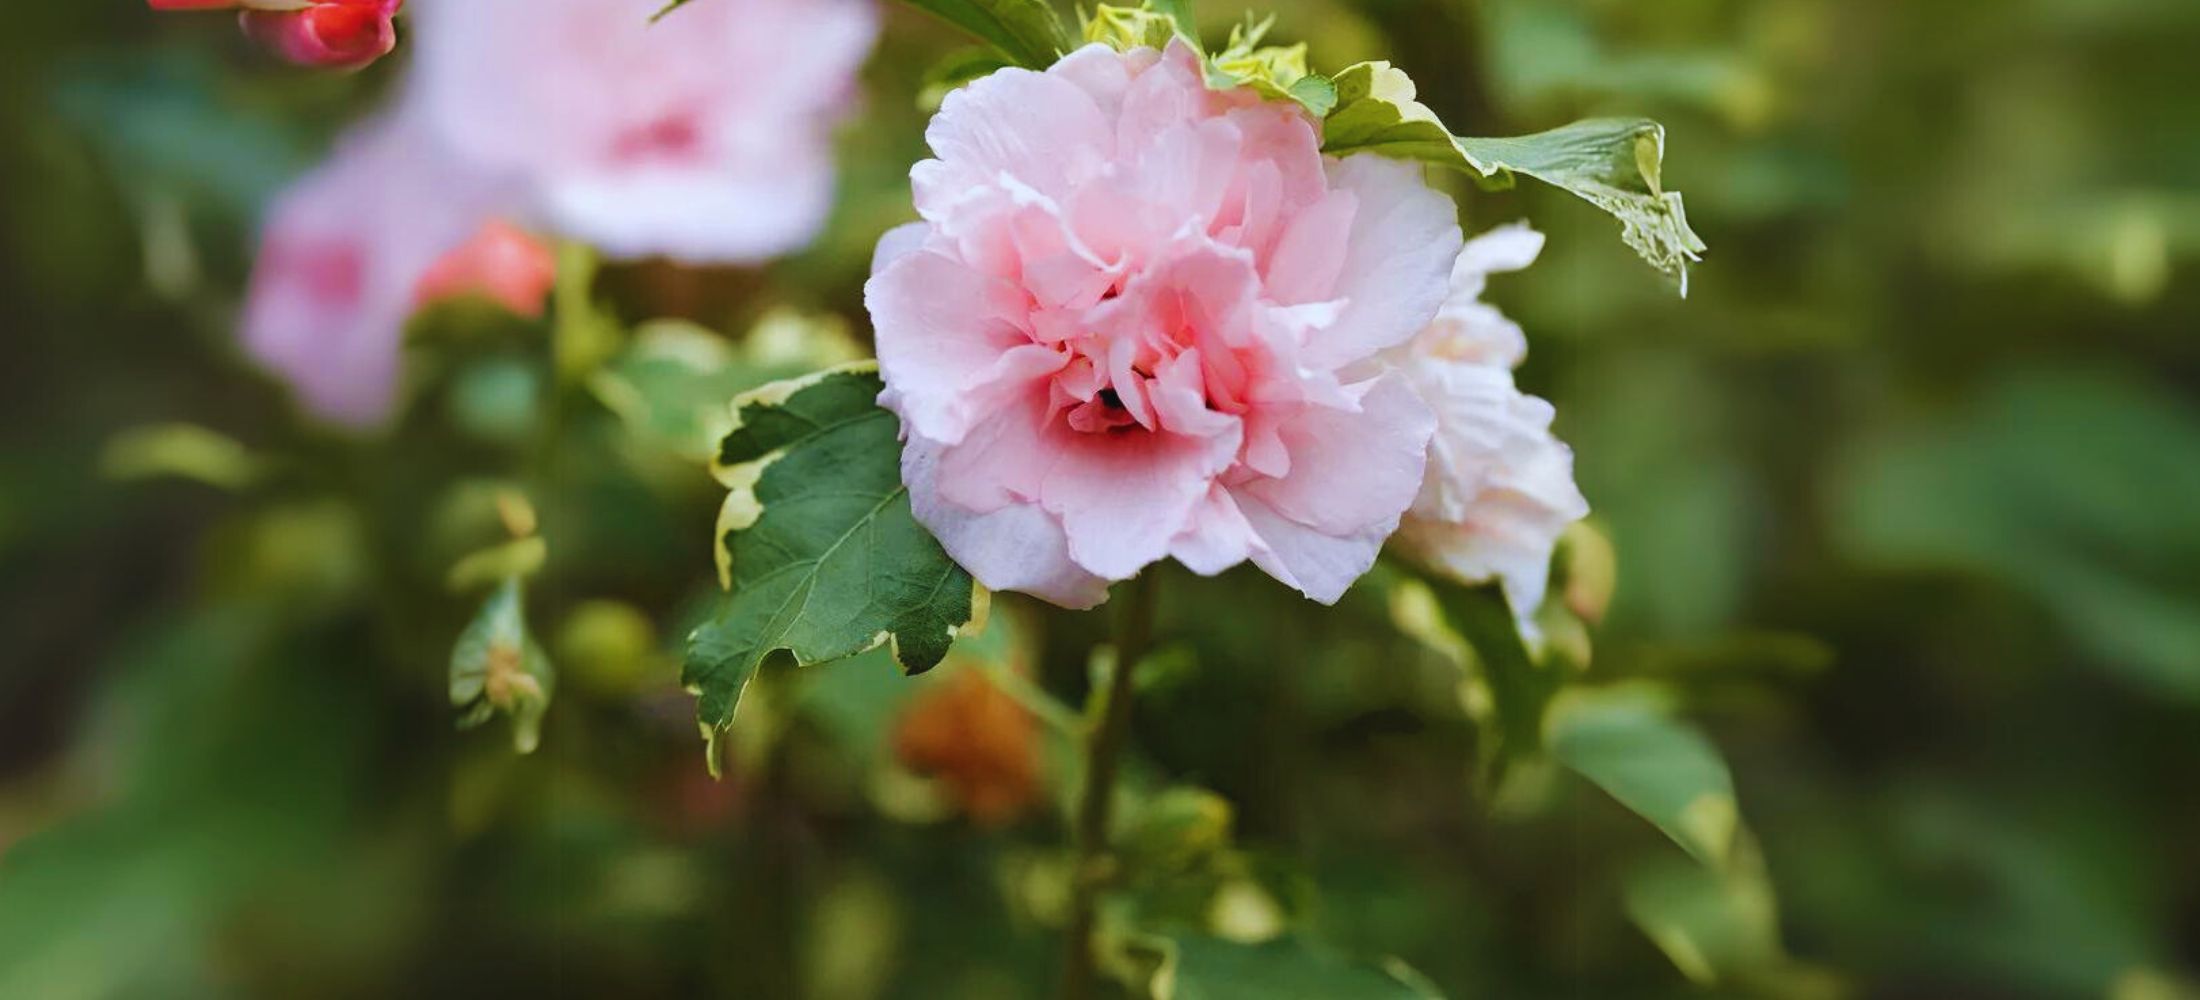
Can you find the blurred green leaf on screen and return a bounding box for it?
[685,365,977,771]
[0,608,372,998]
[1147,0,1198,41]
[2111,968,2200,1000]
[446,357,543,444]
[99,423,264,491]
[1620,843,1787,987]
[446,536,548,593]
[1547,684,1737,867]
[1483,0,1769,128]
[1831,368,2200,700]
[1119,787,1235,877]
[589,321,762,460]
[450,579,556,754]
[919,48,1015,111]
[902,0,1070,69]
[1434,582,1554,779]
[553,599,660,698]
[52,53,308,221]
[1324,63,1704,292]
[550,243,622,384]
[1122,934,1444,999]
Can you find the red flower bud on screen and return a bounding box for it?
[239,1,403,71]
[413,220,558,318]
[152,0,405,71]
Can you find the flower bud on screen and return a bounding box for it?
[413,220,557,319]
[239,0,402,71]
[893,669,1040,827]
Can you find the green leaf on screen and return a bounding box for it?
[1621,843,1791,987]
[450,579,556,754]
[589,321,767,460]
[593,313,864,459]
[684,364,978,771]
[902,0,1070,69]
[1148,0,1197,40]
[1434,582,1555,779]
[1324,62,1705,293]
[1118,786,1235,877]
[53,53,311,223]
[1547,684,1737,867]
[445,536,548,593]
[551,242,622,383]
[1122,935,1444,1000]
[99,423,265,491]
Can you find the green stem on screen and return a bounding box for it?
[1061,570,1160,1000]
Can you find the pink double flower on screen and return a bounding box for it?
[147,0,403,71]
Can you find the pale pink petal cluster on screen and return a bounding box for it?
[410,0,877,263]
[243,0,877,425]
[1385,224,1589,618]
[869,41,1463,607]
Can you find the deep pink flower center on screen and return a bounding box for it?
[611,111,704,165]
[275,240,367,308]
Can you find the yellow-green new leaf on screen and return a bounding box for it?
[1083,4,1180,50]
[685,364,977,771]
[1203,14,1335,117]
[1325,62,1705,293]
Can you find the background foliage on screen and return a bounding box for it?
[3,0,2199,996]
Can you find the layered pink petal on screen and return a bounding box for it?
[1385,223,1587,621]
[1303,155,1464,370]
[869,249,1068,444]
[904,435,1110,609]
[872,43,1463,606]
[1235,493,1396,604]
[1239,375,1437,537]
[1168,485,1263,577]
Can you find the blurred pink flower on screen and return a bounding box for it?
[241,115,510,425]
[408,0,877,264]
[869,41,1462,608]
[1386,224,1589,619]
